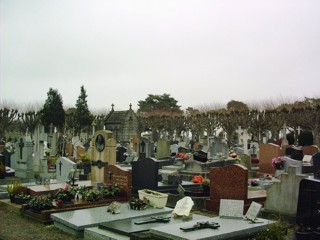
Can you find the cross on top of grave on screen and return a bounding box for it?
[18,138,24,159]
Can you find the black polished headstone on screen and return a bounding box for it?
[132,158,159,194]
[296,178,320,228]
[313,152,320,179]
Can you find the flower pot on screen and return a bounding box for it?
[138,189,168,208]
[14,196,31,205]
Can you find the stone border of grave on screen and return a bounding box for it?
[20,197,127,224]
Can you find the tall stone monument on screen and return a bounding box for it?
[91,130,116,183]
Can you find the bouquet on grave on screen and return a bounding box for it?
[175,153,189,160]
[271,156,285,170]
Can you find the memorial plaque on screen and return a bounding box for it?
[245,201,262,222]
[219,199,244,219]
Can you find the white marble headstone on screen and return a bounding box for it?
[56,157,77,183]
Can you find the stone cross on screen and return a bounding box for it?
[297,126,302,135]
[59,160,63,176]
[281,123,288,146]
[19,138,24,160]
[251,144,256,155]
[239,129,251,154]
[236,126,243,145]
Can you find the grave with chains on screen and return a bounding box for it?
[91,130,116,184]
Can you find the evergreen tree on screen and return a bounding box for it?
[137,93,182,113]
[74,86,94,134]
[40,88,65,132]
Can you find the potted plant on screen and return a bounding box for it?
[101,183,121,198]
[129,197,148,210]
[6,180,22,203]
[55,199,64,208]
[14,192,31,205]
[55,185,74,203]
[84,189,102,202]
[201,178,210,192]
[27,195,53,212]
[272,156,285,170]
[12,186,31,204]
[73,185,89,200]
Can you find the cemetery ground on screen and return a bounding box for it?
[0,198,297,240]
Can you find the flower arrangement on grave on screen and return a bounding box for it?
[175,153,189,160]
[250,179,259,187]
[55,185,74,202]
[101,183,121,198]
[201,178,210,191]
[192,175,203,184]
[129,197,149,210]
[271,156,285,170]
[84,189,102,202]
[27,195,53,212]
[6,180,23,202]
[55,199,64,208]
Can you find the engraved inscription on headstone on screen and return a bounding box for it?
[219,199,244,219]
[245,201,262,221]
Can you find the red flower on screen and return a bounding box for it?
[176,153,189,160]
[192,175,203,184]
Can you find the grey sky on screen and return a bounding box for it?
[1,0,320,111]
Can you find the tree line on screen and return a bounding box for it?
[1,87,319,147]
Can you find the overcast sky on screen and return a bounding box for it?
[1,0,320,112]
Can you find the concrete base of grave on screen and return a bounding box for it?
[84,227,130,240]
[15,170,34,179]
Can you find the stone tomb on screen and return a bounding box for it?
[264,165,308,217]
[55,157,77,183]
[104,164,132,199]
[91,130,116,183]
[51,203,172,237]
[90,213,211,239]
[149,216,271,240]
[206,164,266,213]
